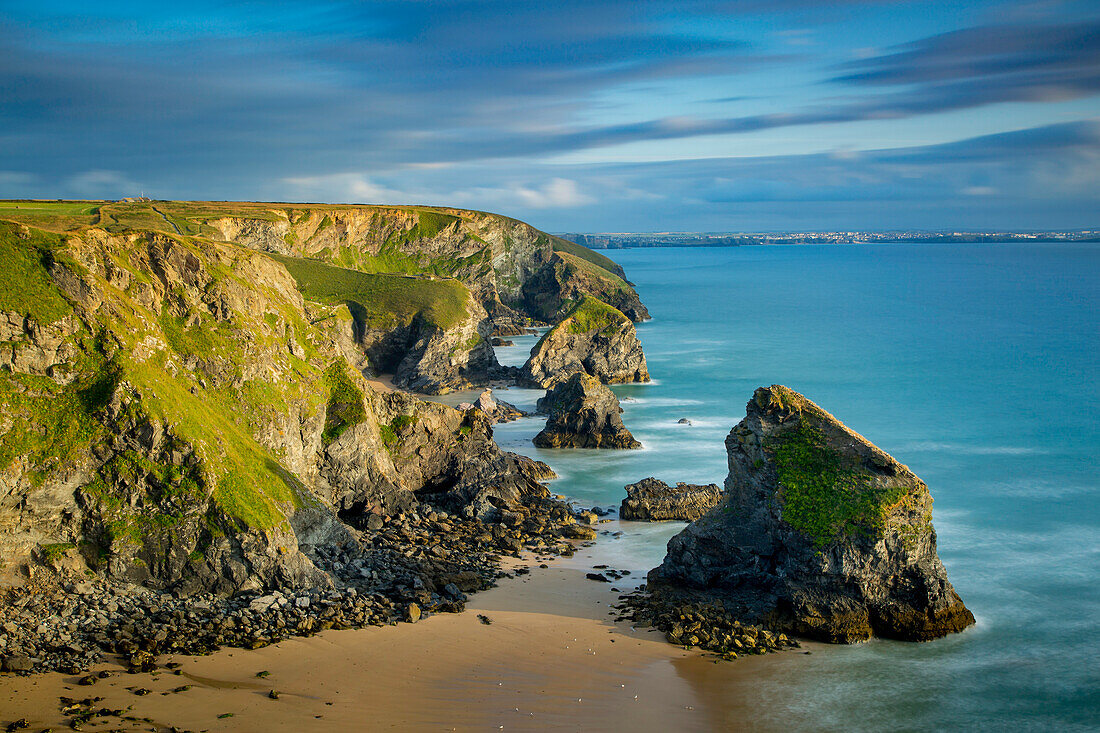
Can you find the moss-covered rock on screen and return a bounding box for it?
[521,296,649,387]
[649,385,974,643]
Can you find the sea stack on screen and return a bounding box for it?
[533,372,641,449]
[649,385,974,643]
[522,296,649,388]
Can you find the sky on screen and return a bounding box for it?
[1,0,1098,232]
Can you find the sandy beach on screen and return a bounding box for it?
[0,551,814,732]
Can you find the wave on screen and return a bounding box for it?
[896,441,1045,456]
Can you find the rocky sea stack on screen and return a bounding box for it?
[649,385,974,643]
[522,296,649,388]
[620,478,722,521]
[533,372,640,449]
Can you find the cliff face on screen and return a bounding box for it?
[0,221,557,594]
[522,296,649,388]
[650,385,974,643]
[169,202,647,327]
[533,373,640,449]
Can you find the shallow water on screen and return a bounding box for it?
[491,243,1100,731]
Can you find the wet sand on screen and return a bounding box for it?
[0,554,817,732]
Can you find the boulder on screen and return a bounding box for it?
[649,385,974,643]
[472,389,525,423]
[620,478,722,521]
[533,373,641,449]
[521,296,648,388]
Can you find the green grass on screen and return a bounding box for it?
[417,211,459,238]
[766,420,909,547]
[0,222,76,324]
[322,362,366,445]
[0,345,114,482]
[551,236,625,279]
[556,250,628,288]
[124,352,301,530]
[268,253,471,331]
[563,295,628,335]
[0,200,102,231]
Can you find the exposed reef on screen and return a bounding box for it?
[648,385,974,643]
[620,478,722,521]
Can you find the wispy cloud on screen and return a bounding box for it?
[0,2,1097,229]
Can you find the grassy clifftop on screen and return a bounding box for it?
[268,252,471,331]
[0,200,641,326]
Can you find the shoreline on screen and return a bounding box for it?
[0,553,816,731]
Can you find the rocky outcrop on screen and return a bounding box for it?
[521,296,649,388]
[620,478,722,521]
[388,300,497,395]
[520,249,649,323]
[533,373,640,449]
[192,203,648,326]
[649,385,974,643]
[458,389,525,423]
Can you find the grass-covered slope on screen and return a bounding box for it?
[0,199,647,326]
[0,222,355,589]
[268,253,471,331]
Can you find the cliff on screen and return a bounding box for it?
[521,296,649,388]
[0,216,578,598]
[649,385,974,643]
[52,200,649,327]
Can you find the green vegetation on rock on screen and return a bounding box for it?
[564,296,628,335]
[417,211,459,238]
[269,252,470,331]
[322,362,366,445]
[0,222,75,324]
[551,237,625,279]
[766,421,908,547]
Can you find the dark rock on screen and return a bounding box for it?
[586,573,610,582]
[491,338,514,347]
[620,478,722,522]
[648,385,975,643]
[1,655,32,673]
[533,373,641,449]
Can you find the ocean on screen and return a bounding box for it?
[485,243,1099,731]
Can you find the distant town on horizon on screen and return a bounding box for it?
[558,230,1100,248]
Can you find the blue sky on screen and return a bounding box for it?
[1,0,1098,231]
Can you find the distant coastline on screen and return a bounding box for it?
[557,231,1100,249]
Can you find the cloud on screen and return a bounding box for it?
[268,121,1100,230]
[65,170,142,199]
[513,178,594,208]
[1,2,1098,231]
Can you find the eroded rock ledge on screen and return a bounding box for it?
[648,385,974,643]
[620,478,722,521]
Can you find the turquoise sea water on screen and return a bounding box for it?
[487,243,1099,731]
